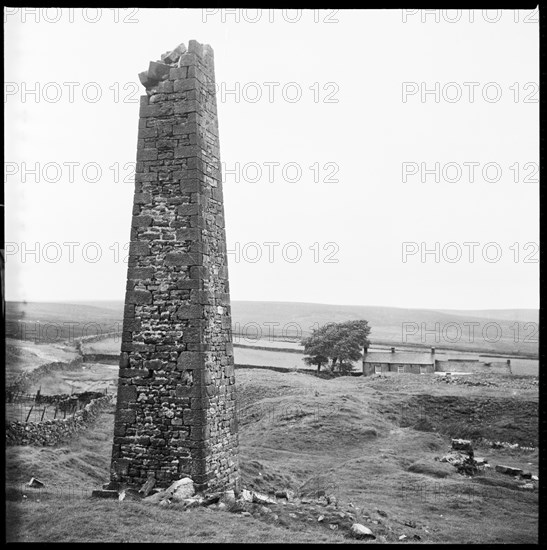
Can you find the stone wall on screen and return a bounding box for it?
[110,40,239,494]
[6,395,112,446]
[435,360,512,375]
[7,357,84,393]
[363,363,436,376]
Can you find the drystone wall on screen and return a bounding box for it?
[110,40,239,494]
[6,395,112,446]
[7,357,84,393]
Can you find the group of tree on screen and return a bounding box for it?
[301,319,371,374]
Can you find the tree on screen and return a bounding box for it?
[302,320,371,374]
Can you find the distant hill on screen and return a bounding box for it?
[5,301,123,341]
[5,300,538,357]
[439,309,538,324]
[230,301,538,357]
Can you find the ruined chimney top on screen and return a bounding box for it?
[391,347,395,353]
[138,40,214,91]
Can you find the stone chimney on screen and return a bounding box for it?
[109,40,239,495]
[431,347,435,354]
[391,347,395,353]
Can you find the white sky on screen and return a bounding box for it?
[4,8,539,309]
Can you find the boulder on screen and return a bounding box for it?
[350,524,375,539]
[166,477,195,502]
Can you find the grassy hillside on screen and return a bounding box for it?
[5,369,538,543]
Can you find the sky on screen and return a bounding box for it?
[4,8,540,309]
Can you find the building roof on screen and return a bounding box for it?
[363,351,435,365]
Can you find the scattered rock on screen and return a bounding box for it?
[520,483,534,490]
[143,491,164,504]
[202,492,221,506]
[139,474,156,497]
[124,488,144,501]
[239,489,253,503]
[532,475,539,482]
[399,534,407,540]
[221,490,236,504]
[28,477,45,488]
[183,497,202,508]
[377,509,388,517]
[350,523,375,539]
[329,524,338,530]
[495,465,523,476]
[438,451,468,466]
[167,477,195,502]
[241,511,251,517]
[452,439,473,452]
[520,472,533,479]
[318,515,325,522]
[143,477,194,504]
[252,491,276,505]
[404,520,416,528]
[118,490,126,502]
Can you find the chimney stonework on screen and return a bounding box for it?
[109,40,240,494]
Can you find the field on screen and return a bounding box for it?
[4,301,539,543]
[5,368,538,543]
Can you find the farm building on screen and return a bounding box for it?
[362,347,436,376]
[362,347,513,376]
